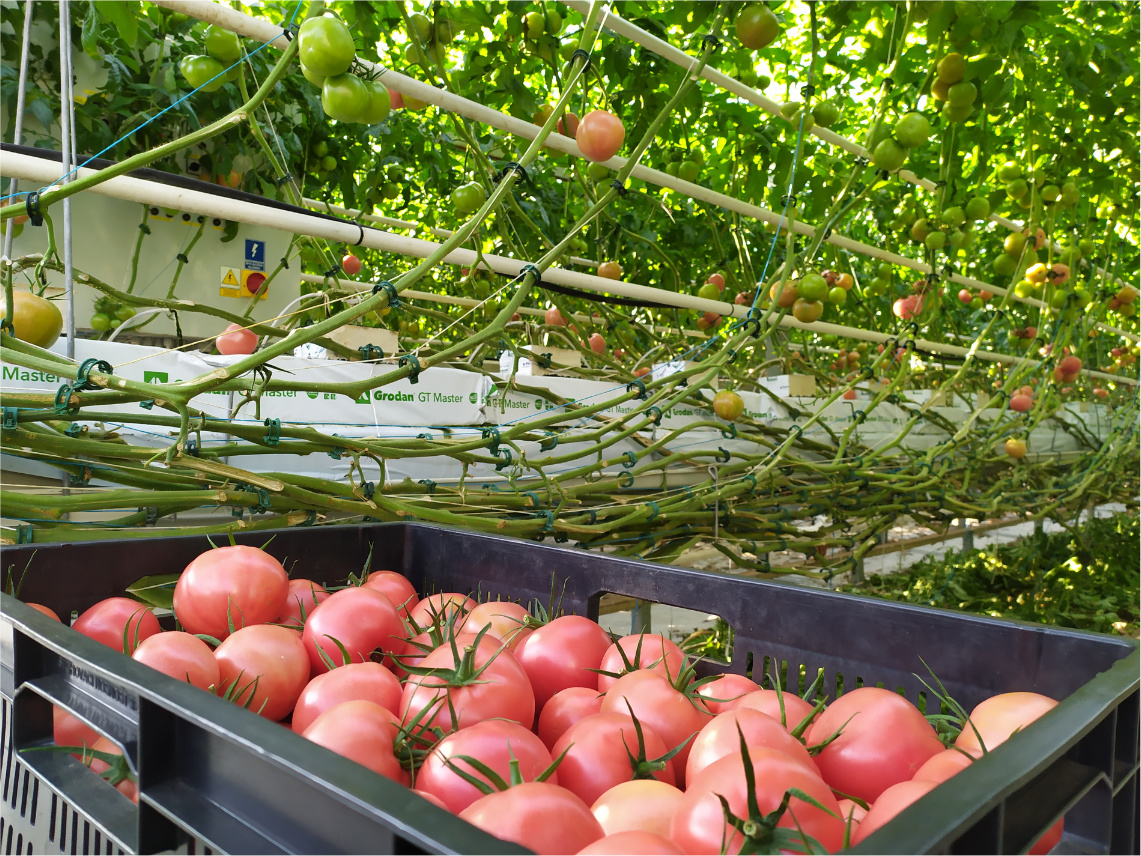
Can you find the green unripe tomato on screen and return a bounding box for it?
[546,10,563,34]
[941,205,965,227]
[358,79,392,125]
[179,55,225,92]
[298,16,356,77]
[321,73,370,123]
[872,138,907,172]
[382,182,401,200]
[665,162,679,177]
[797,273,829,302]
[204,25,241,63]
[925,230,946,250]
[969,297,984,309]
[451,181,486,215]
[1040,184,1061,202]
[1005,178,1029,199]
[89,312,112,331]
[524,11,545,38]
[677,160,699,182]
[946,80,977,106]
[827,286,847,305]
[997,161,1022,182]
[993,254,1017,277]
[408,12,432,41]
[893,112,931,148]
[812,100,840,128]
[320,155,337,171]
[312,141,329,158]
[964,196,990,220]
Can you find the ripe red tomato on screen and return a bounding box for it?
[590,779,684,839]
[600,671,710,770]
[706,272,726,289]
[291,661,402,734]
[955,691,1058,757]
[54,707,100,758]
[459,782,604,855]
[85,736,138,804]
[302,586,405,674]
[515,615,612,710]
[556,110,580,137]
[806,687,942,802]
[852,779,938,845]
[545,306,568,327]
[216,322,258,355]
[1005,438,1028,458]
[174,546,289,640]
[341,253,362,276]
[27,603,60,621]
[390,627,434,679]
[734,689,818,732]
[837,797,868,825]
[462,600,533,651]
[673,747,843,854]
[576,111,626,162]
[537,686,604,750]
[552,712,677,805]
[418,719,556,813]
[215,624,309,720]
[72,598,160,654]
[734,291,749,305]
[302,700,408,784]
[406,592,475,631]
[400,632,535,737]
[686,708,818,786]
[578,831,684,855]
[597,633,686,692]
[363,571,419,620]
[912,746,974,783]
[694,673,760,714]
[1010,393,1033,412]
[892,294,924,320]
[588,332,607,355]
[132,631,219,691]
[276,578,330,632]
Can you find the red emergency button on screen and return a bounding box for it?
[245,272,266,295]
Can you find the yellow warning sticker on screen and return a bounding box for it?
[221,269,240,288]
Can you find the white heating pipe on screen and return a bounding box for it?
[151,0,1137,343]
[3,150,1132,387]
[302,197,601,269]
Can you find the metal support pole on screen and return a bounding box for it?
[2,0,34,264]
[59,0,77,359]
[962,519,974,551]
[708,465,719,543]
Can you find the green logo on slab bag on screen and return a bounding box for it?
[470,392,478,404]
[143,371,168,384]
[307,392,319,399]
[355,391,370,404]
[534,399,543,410]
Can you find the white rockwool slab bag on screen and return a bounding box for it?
[0,340,491,434]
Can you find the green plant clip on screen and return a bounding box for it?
[744,474,757,494]
[54,385,76,415]
[621,451,638,468]
[721,423,738,439]
[534,352,553,369]
[372,280,401,310]
[535,509,554,531]
[398,354,421,384]
[493,447,513,470]
[618,471,635,488]
[2,408,18,429]
[645,500,660,522]
[716,447,731,463]
[482,426,501,456]
[646,406,663,426]
[139,400,155,410]
[540,431,559,451]
[263,418,281,446]
[63,423,82,438]
[418,478,436,494]
[522,491,542,508]
[627,379,647,400]
[16,524,33,544]
[358,344,385,361]
[75,358,113,391]
[328,434,346,459]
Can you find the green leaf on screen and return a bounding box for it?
[81,1,101,60]
[96,1,138,48]
[125,573,179,610]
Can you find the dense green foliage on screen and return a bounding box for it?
[854,511,1141,635]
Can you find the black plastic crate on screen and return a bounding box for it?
[1,522,1137,854]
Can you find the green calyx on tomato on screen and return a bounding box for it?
[204,25,241,64]
[322,73,370,123]
[179,55,225,92]
[299,15,355,78]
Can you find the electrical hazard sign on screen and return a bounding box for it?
[220,266,268,299]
